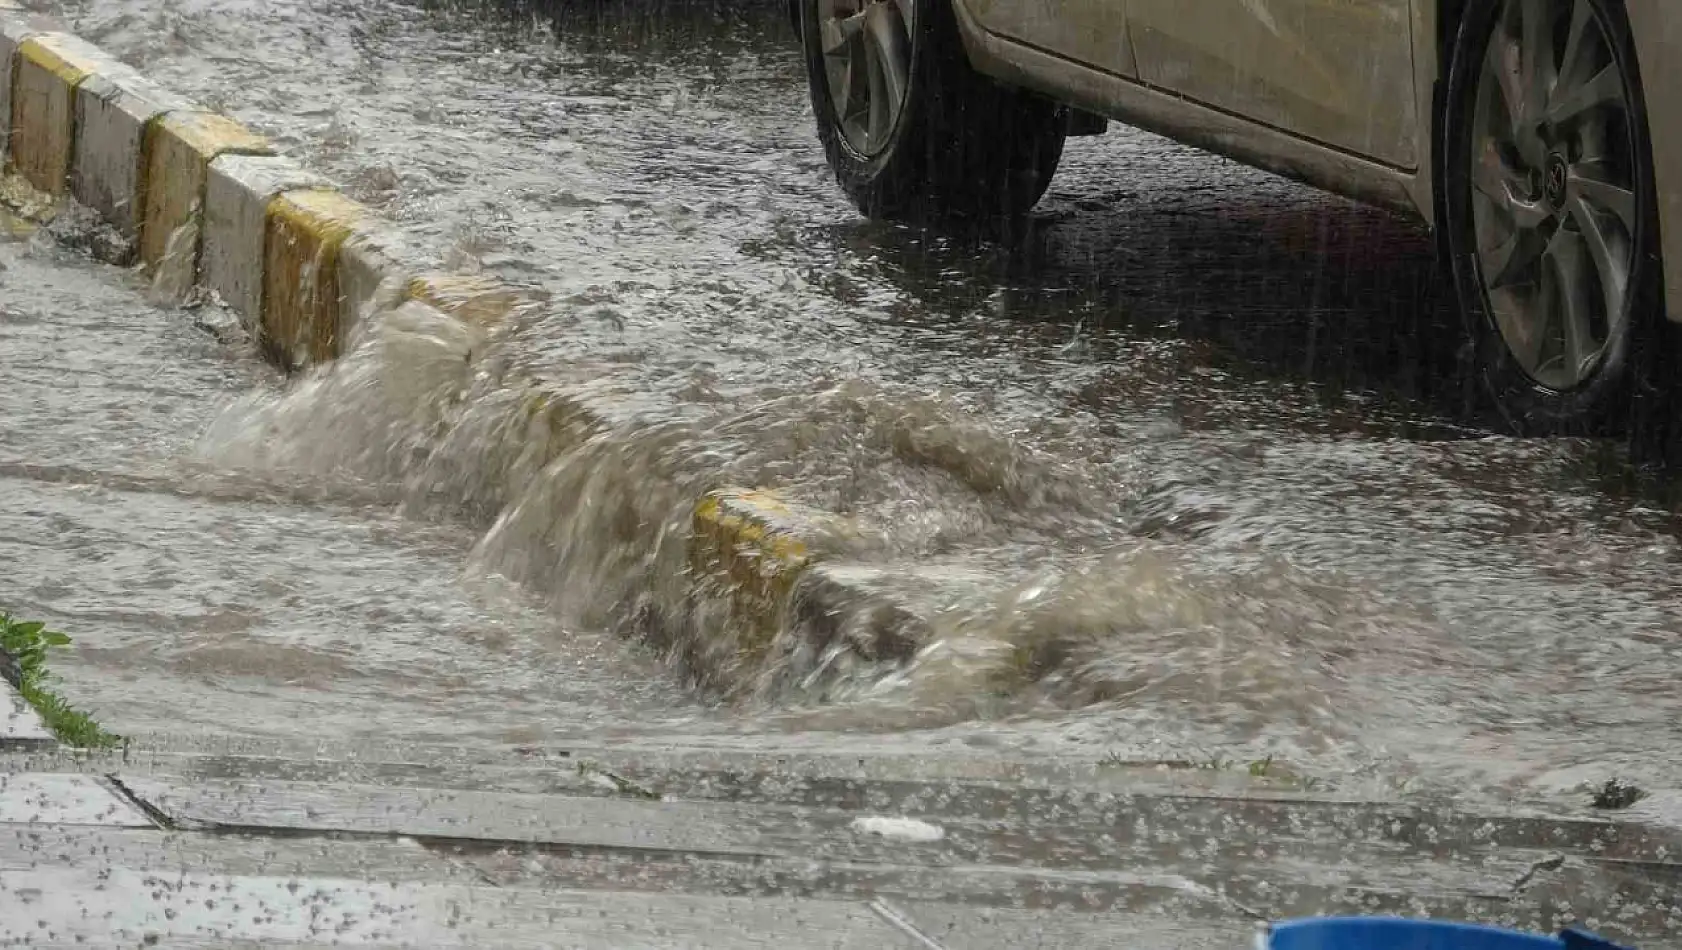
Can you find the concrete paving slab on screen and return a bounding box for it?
[0,820,1220,918]
[0,678,50,749]
[108,773,1651,929]
[0,824,489,883]
[0,772,149,826]
[6,789,1682,946]
[0,864,918,949]
[893,900,1257,950]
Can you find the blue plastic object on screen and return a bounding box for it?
[1262,918,1634,950]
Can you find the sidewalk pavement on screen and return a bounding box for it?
[6,730,1682,949]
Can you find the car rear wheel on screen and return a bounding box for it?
[798,0,1067,221]
[1441,0,1662,434]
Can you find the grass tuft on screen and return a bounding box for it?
[0,613,122,748]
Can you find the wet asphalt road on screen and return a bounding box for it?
[8,0,1682,811]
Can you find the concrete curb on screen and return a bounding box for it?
[0,8,907,699]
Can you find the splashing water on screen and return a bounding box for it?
[51,0,1676,802]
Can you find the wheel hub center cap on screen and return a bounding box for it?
[1542,154,1569,209]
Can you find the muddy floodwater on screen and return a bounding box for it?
[10,0,1682,809]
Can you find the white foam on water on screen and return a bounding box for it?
[850,814,945,842]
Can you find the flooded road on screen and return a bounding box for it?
[16,0,1682,807]
[0,232,743,748]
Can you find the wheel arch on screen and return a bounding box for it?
[1417,0,1470,233]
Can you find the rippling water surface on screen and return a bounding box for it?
[14,0,1682,806]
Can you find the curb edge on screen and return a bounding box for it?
[0,10,880,699]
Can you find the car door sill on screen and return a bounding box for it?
[955,8,1428,218]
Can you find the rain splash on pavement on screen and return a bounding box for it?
[16,0,1682,806]
[0,231,736,748]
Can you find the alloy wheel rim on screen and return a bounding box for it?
[817,0,915,157]
[1470,0,1640,391]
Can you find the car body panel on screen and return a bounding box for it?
[1405,0,1438,226]
[949,0,1420,216]
[1625,0,1682,321]
[964,0,1137,76]
[1127,0,1419,169]
[949,0,1682,323]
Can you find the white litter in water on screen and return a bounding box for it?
[850,815,946,842]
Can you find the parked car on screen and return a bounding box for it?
[790,0,1679,434]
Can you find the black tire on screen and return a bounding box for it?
[798,0,1067,222]
[1440,0,1663,434]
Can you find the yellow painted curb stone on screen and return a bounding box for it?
[263,187,370,369]
[691,490,814,664]
[8,35,98,193]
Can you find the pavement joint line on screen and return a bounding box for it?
[110,812,797,867]
[868,898,950,950]
[99,773,174,830]
[1508,851,1569,893]
[0,4,900,712]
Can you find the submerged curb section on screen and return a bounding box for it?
[0,3,902,698]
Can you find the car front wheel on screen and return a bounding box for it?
[1441,0,1663,434]
[798,0,1068,222]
